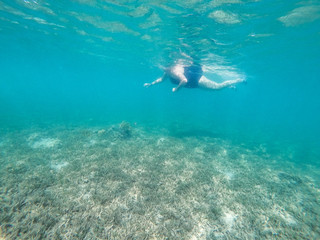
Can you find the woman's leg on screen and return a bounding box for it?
[198,76,244,90]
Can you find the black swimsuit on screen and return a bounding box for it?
[169,65,203,88]
[184,65,203,88]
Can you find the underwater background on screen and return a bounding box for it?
[0,0,320,239]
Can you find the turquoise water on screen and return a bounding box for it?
[1,0,320,239]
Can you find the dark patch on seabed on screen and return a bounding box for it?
[0,123,319,239]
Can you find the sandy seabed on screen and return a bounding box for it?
[0,123,319,239]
